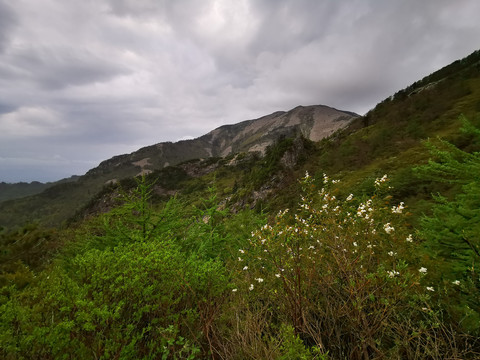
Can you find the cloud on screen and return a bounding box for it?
[7,46,131,90]
[0,1,17,54]
[1,0,479,182]
[0,106,66,137]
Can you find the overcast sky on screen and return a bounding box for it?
[0,0,479,183]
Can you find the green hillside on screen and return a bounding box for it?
[1,50,479,359]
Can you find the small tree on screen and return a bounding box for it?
[415,115,480,333]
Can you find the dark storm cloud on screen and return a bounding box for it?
[1,0,479,182]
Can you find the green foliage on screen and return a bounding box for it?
[250,136,294,186]
[415,116,480,333]
[185,183,230,258]
[0,224,61,290]
[74,176,187,254]
[179,182,266,261]
[277,325,327,360]
[1,238,227,359]
[0,179,231,358]
[2,171,479,359]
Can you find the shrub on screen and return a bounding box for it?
[227,172,471,359]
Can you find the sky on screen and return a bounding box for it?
[0,0,479,183]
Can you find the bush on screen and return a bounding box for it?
[226,172,472,359]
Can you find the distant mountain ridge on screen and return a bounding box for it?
[0,182,50,203]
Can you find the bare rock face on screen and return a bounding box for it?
[280,137,306,169]
[199,105,358,157]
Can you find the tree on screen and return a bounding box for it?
[415,115,480,333]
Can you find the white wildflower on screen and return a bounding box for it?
[387,270,399,278]
[238,257,243,262]
[383,223,394,234]
[419,267,427,274]
[239,249,245,254]
[232,288,238,292]
[243,266,248,271]
[406,234,413,243]
[255,278,264,283]
[452,280,460,285]
[275,274,281,278]
[346,194,354,201]
[426,286,435,292]
[249,284,254,291]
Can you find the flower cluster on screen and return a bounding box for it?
[375,174,388,187]
[391,202,405,214]
[383,223,395,234]
[387,270,400,278]
[357,199,374,219]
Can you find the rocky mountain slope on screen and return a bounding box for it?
[87,105,357,182]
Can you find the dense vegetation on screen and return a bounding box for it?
[1,50,480,358]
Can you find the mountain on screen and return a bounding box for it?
[0,176,80,203]
[1,48,479,229]
[0,105,358,228]
[0,182,51,203]
[86,105,357,181]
